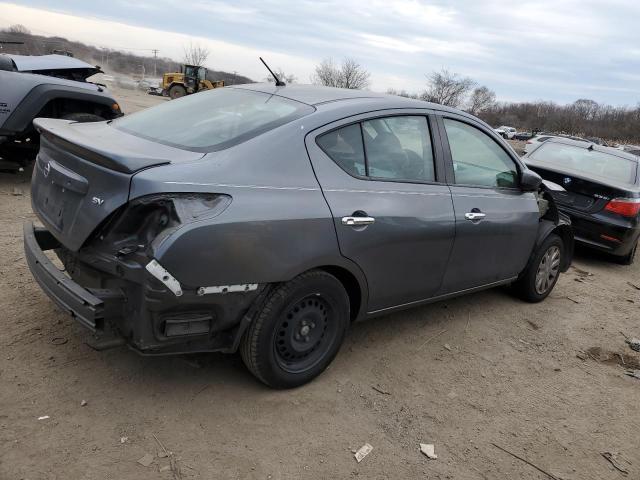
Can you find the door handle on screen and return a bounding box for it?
[464,212,486,221]
[342,216,375,226]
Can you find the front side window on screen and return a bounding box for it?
[317,115,436,183]
[115,88,314,151]
[444,119,519,188]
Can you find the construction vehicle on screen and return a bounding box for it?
[148,64,224,99]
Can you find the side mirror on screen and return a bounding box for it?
[520,169,542,192]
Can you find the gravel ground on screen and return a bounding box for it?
[1,88,639,480]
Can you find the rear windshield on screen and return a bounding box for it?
[114,88,314,152]
[530,142,638,185]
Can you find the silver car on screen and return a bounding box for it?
[24,84,572,388]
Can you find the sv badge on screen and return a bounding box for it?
[92,196,105,206]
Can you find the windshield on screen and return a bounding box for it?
[530,142,638,185]
[114,88,314,151]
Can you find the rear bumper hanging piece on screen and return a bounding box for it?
[196,284,259,296]
[145,259,183,297]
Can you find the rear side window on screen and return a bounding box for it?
[444,119,519,188]
[317,115,436,183]
[363,116,435,182]
[115,88,314,152]
[530,142,638,185]
[316,124,366,176]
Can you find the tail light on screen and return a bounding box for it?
[604,198,640,217]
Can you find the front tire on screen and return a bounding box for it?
[240,270,350,388]
[513,234,564,302]
[168,85,187,99]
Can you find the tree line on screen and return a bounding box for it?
[310,59,640,143]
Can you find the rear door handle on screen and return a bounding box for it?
[342,216,375,226]
[464,212,486,221]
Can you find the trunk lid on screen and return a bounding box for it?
[31,118,204,251]
[526,163,636,214]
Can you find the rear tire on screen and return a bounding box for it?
[168,85,187,99]
[617,242,637,265]
[62,113,105,122]
[513,234,564,303]
[240,270,350,389]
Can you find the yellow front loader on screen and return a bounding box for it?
[149,64,224,99]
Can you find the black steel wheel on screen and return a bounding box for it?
[241,270,350,388]
[274,294,339,373]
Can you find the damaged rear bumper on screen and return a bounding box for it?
[23,222,264,354]
[24,222,123,331]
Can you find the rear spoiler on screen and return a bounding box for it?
[34,118,173,174]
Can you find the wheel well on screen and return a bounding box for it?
[317,265,362,321]
[35,97,117,123]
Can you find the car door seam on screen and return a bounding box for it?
[302,135,372,306]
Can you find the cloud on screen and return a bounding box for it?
[1,0,639,105]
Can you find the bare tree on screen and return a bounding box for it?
[263,68,297,84]
[572,98,599,120]
[313,58,341,87]
[6,24,30,35]
[468,86,496,115]
[340,58,370,89]
[478,99,640,143]
[183,42,209,66]
[422,69,475,108]
[313,57,370,89]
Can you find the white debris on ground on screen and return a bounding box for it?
[420,443,438,459]
[354,443,373,463]
[137,453,154,467]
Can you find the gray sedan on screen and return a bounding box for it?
[24,84,572,388]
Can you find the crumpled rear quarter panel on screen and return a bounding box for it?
[129,121,343,289]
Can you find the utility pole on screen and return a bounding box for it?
[152,49,159,77]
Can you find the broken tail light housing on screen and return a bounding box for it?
[604,198,640,218]
[91,193,232,255]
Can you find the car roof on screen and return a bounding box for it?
[539,137,639,162]
[232,82,463,112]
[2,54,99,72]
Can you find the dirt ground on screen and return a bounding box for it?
[1,88,639,480]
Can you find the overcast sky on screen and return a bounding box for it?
[2,1,639,105]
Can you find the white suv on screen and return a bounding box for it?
[494,126,516,139]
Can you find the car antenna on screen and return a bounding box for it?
[260,57,285,87]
